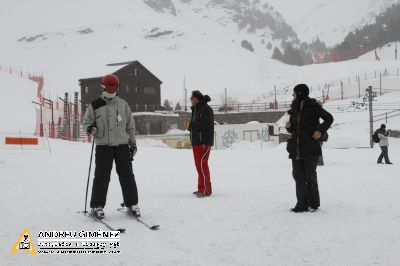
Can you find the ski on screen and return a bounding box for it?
[117,207,160,231]
[88,213,126,233]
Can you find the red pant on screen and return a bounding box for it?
[192,145,212,195]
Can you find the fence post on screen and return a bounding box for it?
[358,75,361,98]
[386,113,388,124]
[367,86,375,148]
[380,72,382,96]
[341,80,344,100]
[224,88,228,113]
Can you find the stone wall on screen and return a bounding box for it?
[133,114,179,135]
[134,111,286,135]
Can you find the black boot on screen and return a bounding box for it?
[291,206,309,213]
[91,207,105,219]
[127,205,141,217]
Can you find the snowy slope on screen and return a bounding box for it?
[0,0,297,104]
[267,0,400,45]
[1,0,399,105]
[358,41,400,61]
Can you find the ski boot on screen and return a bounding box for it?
[127,205,141,217]
[193,191,201,196]
[290,206,309,213]
[196,192,212,198]
[91,207,105,220]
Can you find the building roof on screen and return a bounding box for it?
[79,60,162,84]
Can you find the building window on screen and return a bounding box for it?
[135,87,138,93]
[129,68,139,76]
[144,87,156,95]
[85,87,89,94]
[126,85,129,92]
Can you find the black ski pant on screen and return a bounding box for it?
[377,146,390,164]
[90,144,138,208]
[292,156,320,209]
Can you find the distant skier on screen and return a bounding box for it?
[83,74,139,219]
[188,90,214,198]
[376,124,393,164]
[286,84,334,213]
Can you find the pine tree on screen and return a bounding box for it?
[175,102,182,111]
[272,47,283,61]
[163,99,172,111]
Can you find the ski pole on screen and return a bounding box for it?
[84,139,95,215]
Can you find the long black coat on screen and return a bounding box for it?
[286,98,334,159]
[189,98,214,146]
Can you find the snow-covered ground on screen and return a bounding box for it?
[1,131,399,265]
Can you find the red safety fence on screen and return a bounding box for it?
[5,137,39,145]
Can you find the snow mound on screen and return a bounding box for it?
[136,138,170,148]
[165,129,189,135]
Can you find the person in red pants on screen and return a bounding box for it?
[188,90,214,198]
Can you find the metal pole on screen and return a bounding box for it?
[32,101,44,137]
[274,85,277,109]
[224,88,227,113]
[84,140,95,215]
[184,76,187,112]
[50,102,54,138]
[367,86,374,148]
[44,97,55,138]
[379,72,382,96]
[341,81,344,100]
[396,41,398,60]
[40,104,43,137]
[358,76,361,98]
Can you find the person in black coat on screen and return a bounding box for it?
[188,90,215,197]
[286,84,334,213]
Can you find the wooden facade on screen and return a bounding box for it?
[79,61,162,112]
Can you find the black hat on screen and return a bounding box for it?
[293,84,310,98]
[191,90,204,101]
[381,124,386,129]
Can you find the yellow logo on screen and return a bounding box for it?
[10,228,36,256]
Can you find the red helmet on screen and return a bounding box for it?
[101,74,119,93]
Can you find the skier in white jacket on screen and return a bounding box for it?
[377,124,393,164]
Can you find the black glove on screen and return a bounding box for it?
[129,142,137,161]
[86,125,97,135]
